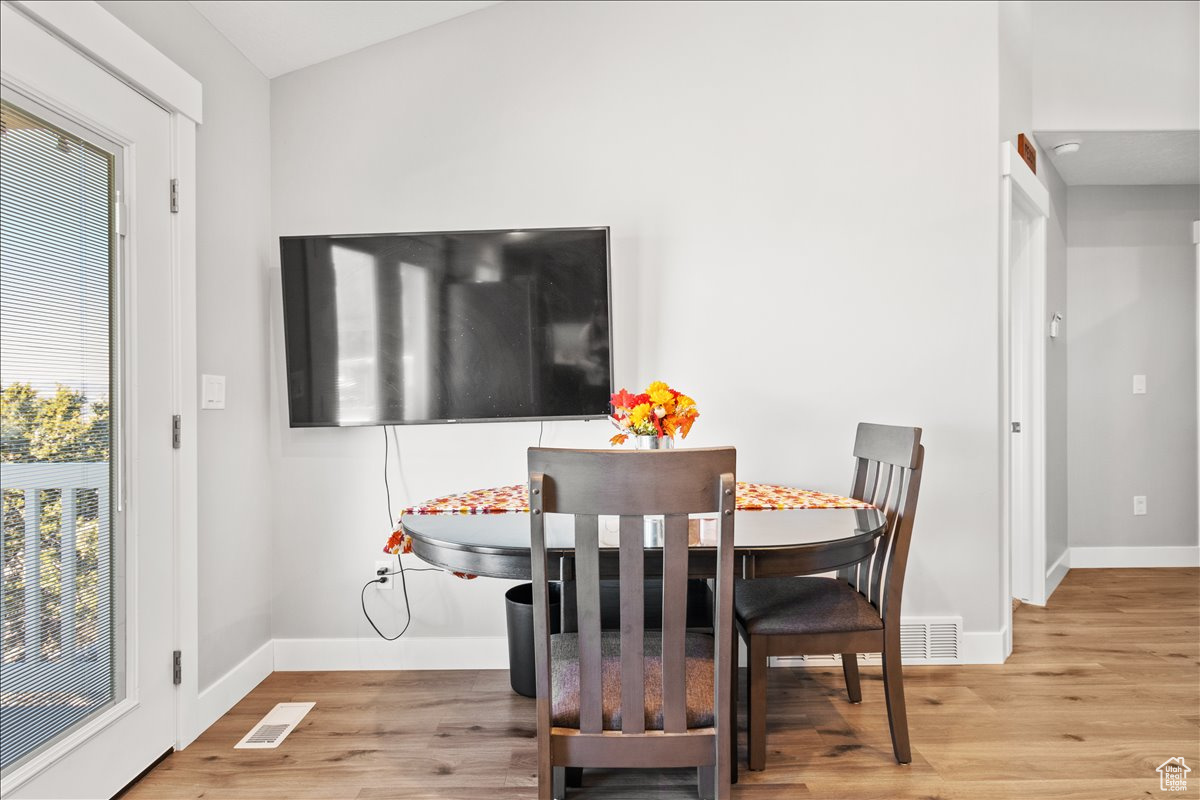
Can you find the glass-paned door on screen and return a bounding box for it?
[0,98,122,771]
[2,8,177,796]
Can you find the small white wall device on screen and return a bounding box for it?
[201,374,226,409]
[1048,312,1063,339]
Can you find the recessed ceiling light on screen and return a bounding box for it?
[1053,142,1081,156]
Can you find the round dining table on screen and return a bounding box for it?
[403,506,887,581]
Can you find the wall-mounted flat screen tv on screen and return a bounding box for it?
[279,227,612,427]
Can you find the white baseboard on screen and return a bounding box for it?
[196,639,274,735]
[960,626,1008,665]
[1069,545,1200,569]
[1045,550,1070,599]
[273,636,509,671]
[191,620,1018,744]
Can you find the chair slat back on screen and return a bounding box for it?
[618,516,645,734]
[841,424,924,626]
[660,514,690,733]
[574,514,603,732]
[529,447,736,738]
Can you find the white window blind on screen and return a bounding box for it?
[0,98,118,772]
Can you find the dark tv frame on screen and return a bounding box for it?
[279,225,615,428]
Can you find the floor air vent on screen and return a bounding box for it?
[900,617,962,662]
[234,702,314,749]
[769,617,962,667]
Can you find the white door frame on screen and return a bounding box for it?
[1194,220,1199,544]
[4,0,202,758]
[999,141,1051,656]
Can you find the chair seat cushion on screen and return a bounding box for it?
[550,631,714,730]
[734,577,883,636]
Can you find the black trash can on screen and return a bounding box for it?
[505,582,560,697]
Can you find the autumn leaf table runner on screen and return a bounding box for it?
[385,482,872,559]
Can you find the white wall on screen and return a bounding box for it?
[269,0,1008,657]
[98,1,275,691]
[999,0,1033,147]
[1067,185,1200,553]
[1033,1,1200,132]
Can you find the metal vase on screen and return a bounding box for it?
[635,434,675,450]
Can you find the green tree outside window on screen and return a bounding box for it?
[2,383,110,663]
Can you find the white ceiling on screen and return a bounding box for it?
[188,1,501,78]
[1033,130,1200,186]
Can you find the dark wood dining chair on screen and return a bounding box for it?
[733,423,924,770]
[528,447,737,800]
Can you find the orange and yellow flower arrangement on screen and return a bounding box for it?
[608,381,699,446]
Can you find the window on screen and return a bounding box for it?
[0,97,119,771]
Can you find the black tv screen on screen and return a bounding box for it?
[279,227,612,427]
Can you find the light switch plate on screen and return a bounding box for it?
[1132,374,1147,395]
[201,374,226,410]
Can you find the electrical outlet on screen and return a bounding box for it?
[1133,496,1147,516]
[374,560,393,590]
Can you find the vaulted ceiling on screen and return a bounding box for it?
[188,1,500,78]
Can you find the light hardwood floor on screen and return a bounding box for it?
[123,568,1199,799]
